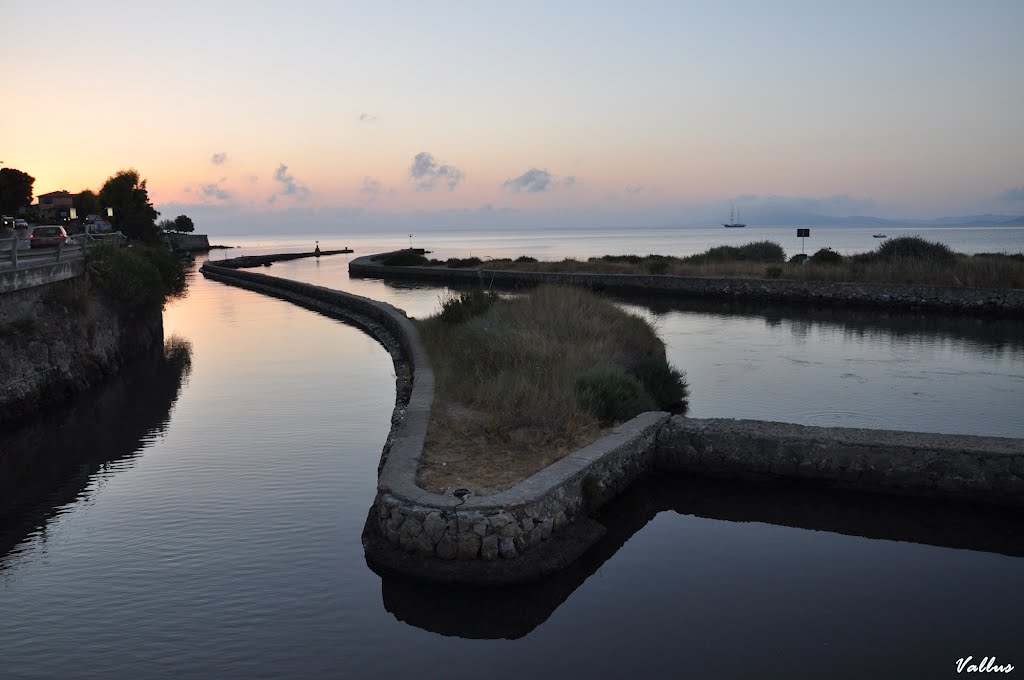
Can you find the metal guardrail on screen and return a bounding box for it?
[0,231,127,270]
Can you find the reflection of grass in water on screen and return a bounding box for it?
[415,285,687,494]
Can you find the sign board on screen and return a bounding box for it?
[796,228,810,238]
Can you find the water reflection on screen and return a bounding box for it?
[0,338,193,568]
[622,295,1024,355]
[376,473,1024,640]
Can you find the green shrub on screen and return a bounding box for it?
[45,279,92,315]
[134,245,186,300]
[629,358,689,413]
[374,251,430,266]
[514,255,538,263]
[685,240,786,264]
[765,266,783,278]
[446,256,483,268]
[86,245,184,312]
[873,236,956,263]
[598,254,644,264]
[811,247,844,265]
[438,289,499,324]
[576,365,657,426]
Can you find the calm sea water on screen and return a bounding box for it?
[1,226,1022,679]
[207,222,1024,262]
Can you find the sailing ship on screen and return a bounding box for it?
[722,205,746,228]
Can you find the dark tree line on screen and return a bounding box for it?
[2,166,195,244]
[0,167,35,216]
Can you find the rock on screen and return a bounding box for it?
[473,522,489,537]
[457,533,481,560]
[414,531,435,555]
[499,537,517,559]
[498,522,521,538]
[553,511,567,530]
[514,534,528,553]
[436,532,457,560]
[520,518,534,533]
[457,512,483,535]
[480,534,499,561]
[399,517,422,537]
[489,513,513,529]
[539,518,553,540]
[423,512,447,544]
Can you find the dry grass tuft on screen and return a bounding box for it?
[415,285,682,494]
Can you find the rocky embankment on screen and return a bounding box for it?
[0,279,163,424]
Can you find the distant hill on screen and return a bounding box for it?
[756,213,1024,227]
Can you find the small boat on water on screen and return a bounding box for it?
[873,233,888,238]
[723,206,746,228]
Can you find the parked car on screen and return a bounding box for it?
[29,225,70,248]
[14,219,29,229]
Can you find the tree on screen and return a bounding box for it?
[173,214,195,233]
[0,167,35,217]
[158,218,176,232]
[74,190,101,218]
[98,169,160,243]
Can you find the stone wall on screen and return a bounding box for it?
[200,258,669,582]
[0,278,163,424]
[0,259,84,294]
[657,417,1024,507]
[349,254,1024,315]
[202,257,1024,585]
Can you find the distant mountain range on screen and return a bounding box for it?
[755,213,1024,227]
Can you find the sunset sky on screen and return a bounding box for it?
[3,1,1023,232]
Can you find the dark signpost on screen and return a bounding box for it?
[797,228,810,256]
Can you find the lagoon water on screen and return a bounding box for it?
[2,226,1023,678]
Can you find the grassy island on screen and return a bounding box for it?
[375,236,1024,289]
[414,285,687,494]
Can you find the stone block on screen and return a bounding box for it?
[489,513,513,529]
[457,533,481,560]
[436,532,457,560]
[423,512,447,544]
[499,537,517,559]
[414,531,435,555]
[457,512,484,535]
[480,534,499,561]
[498,522,521,538]
[473,522,489,537]
[553,511,567,530]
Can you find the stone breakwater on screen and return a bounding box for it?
[349,254,1024,316]
[657,418,1024,508]
[202,257,1024,585]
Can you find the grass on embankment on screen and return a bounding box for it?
[414,285,687,495]
[378,237,1023,289]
